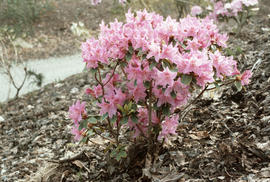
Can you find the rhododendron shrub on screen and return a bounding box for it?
[204,0,258,33]
[190,0,258,33]
[91,0,126,5]
[209,0,258,19]
[69,10,251,160]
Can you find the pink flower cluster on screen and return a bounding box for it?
[191,6,203,17]
[209,0,258,19]
[69,100,86,141]
[91,0,126,5]
[71,10,251,141]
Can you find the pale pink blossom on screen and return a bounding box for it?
[69,100,86,124]
[210,51,237,78]
[191,6,203,16]
[155,67,177,88]
[242,0,258,7]
[91,0,101,5]
[74,9,251,141]
[128,108,159,138]
[71,123,85,141]
[158,115,179,141]
[240,70,252,85]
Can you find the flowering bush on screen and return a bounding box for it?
[69,9,251,161]
[91,0,126,5]
[209,0,258,19]
[190,0,259,33]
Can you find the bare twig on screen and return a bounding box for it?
[176,85,208,116]
[103,62,119,86]
[46,150,86,164]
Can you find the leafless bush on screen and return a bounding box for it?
[0,36,43,99]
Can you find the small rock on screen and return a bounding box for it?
[55,83,64,88]
[13,38,33,49]
[0,116,5,122]
[262,116,270,122]
[70,87,79,94]
[27,105,35,110]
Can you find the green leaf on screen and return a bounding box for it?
[162,87,166,93]
[110,148,118,158]
[162,59,171,68]
[149,61,157,70]
[127,101,133,110]
[118,150,127,158]
[137,48,143,57]
[114,150,127,162]
[87,129,94,136]
[88,117,97,124]
[211,45,217,51]
[110,115,117,124]
[134,79,137,86]
[121,116,129,124]
[117,104,125,113]
[170,90,177,99]
[143,81,151,89]
[101,113,108,121]
[79,119,88,130]
[234,80,242,92]
[214,82,220,89]
[131,103,137,110]
[128,46,133,54]
[131,114,138,123]
[80,136,88,144]
[142,54,147,60]
[181,74,193,85]
[90,68,98,75]
[153,102,158,110]
[162,104,170,116]
[125,53,132,61]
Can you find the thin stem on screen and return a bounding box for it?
[205,79,235,91]
[15,67,28,98]
[176,85,208,115]
[147,80,153,145]
[95,69,105,96]
[115,118,120,145]
[103,62,119,86]
[93,128,116,144]
[120,66,128,79]
[139,0,153,12]
[136,124,147,139]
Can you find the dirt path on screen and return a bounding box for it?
[0,54,83,102]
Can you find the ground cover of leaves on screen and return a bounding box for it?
[0,12,270,182]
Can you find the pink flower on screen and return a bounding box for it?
[147,42,161,62]
[98,100,117,118]
[71,123,85,141]
[85,88,95,97]
[155,67,177,88]
[91,0,102,5]
[86,85,103,98]
[240,70,252,85]
[210,51,237,78]
[242,0,258,7]
[158,115,179,141]
[128,108,159,138]
[191,6,203,16]
[69,100,86,124]
[230,0,243,16]
[127,81,147,102]
[160,44,180,63]
[119,0,126,4]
